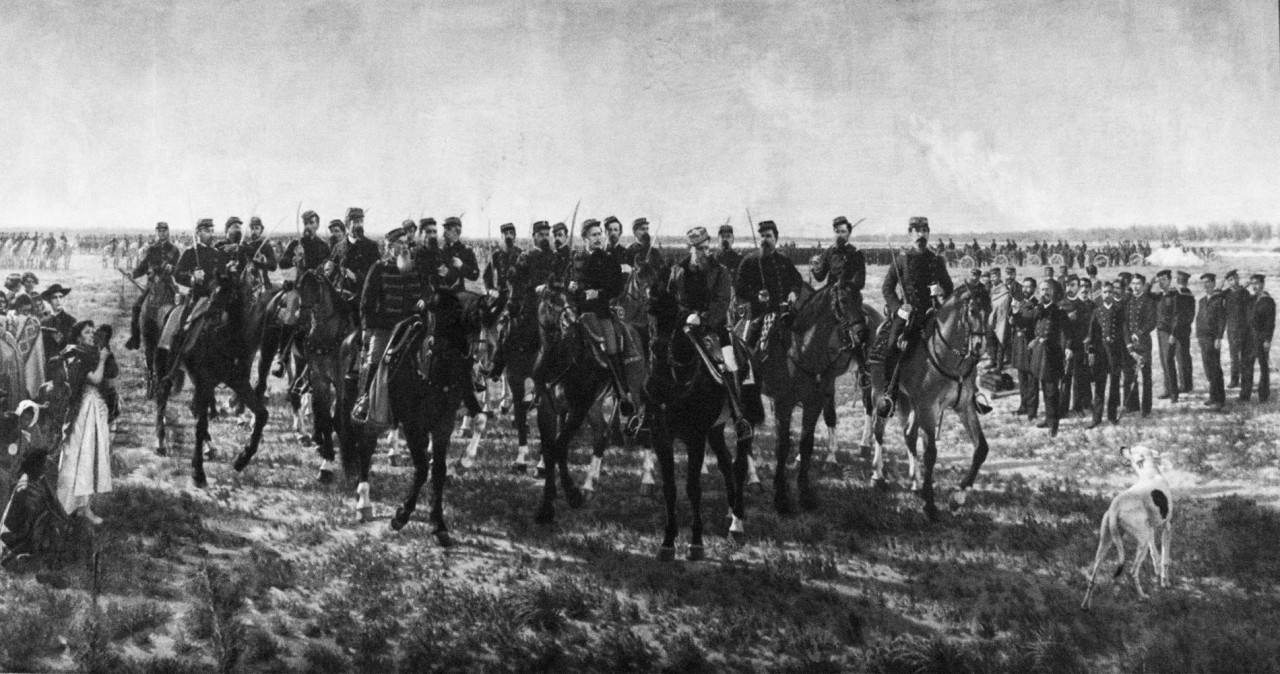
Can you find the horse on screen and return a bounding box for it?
[530,286,648,525]
[646,283,757,561]
[137,279,180,404]
[866,282,992,521]
[153,270,270,488]
[737,280,880,514]
[294,270,359,486]
[389,290,498,545]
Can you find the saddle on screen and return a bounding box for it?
[578,315,642,367]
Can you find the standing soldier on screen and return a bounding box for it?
[1195,272,1227,411]
[1058,275,1090,414]
[350,228,431,424]
[1154,269,1181,403]
[326,207,381,314]
[626,217,667,276]
[1010,277,1040,416]
[1241,274,1273,403]
[483,222,522,298]
[1027,279,1068,437]
[810,215,867,351]
[713,223,744,286]
[125,221,181,351]
[570,218,632,412]
[1223,270,1250,388]
[1173,270,1196,393]
[985,267,1011,371]
[1124,273,1158,417]
[440,216,480,292]
[735,220,805,360]
[1085,279,1128,427]
[877,216,953,417]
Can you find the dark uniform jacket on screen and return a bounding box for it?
[711,246,744,285]
[1026,301,1068,380]
[329,236,381,290]
[625,241,667,274]
[1174,288,1196,339]
[483,245,523,293]
[1195,291,1227,341]
[1249,291,1275,345]
[440,240,480,292]
[175,243,227,297]
[360,260,431,331]
[1010,298,1038,371]
[1059,296,1090,351]
[1155,289,1179,334]
[812,242,866,292]
[552,246,574,282]
[1224,286,1251,334]
[130,240,181,280]
[605,242,630,269]
[735,250,805,315]
[41,310,76,359]
[881,247,954,318]
[236,237,279,286]
[666,257,732,331]
[1126,291,1158,357]
[574,248,624,317]
[1086,299,1128,373]
[510,246,559,317]
[280,234,332,278]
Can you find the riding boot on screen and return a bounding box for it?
[351,363,374,424]
[125,301,142,350]
[609,354,636,417]
[272,326,294,378]
[876,348,901,418]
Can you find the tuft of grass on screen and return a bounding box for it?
[300,642,350,674]
[0,582,79,670]
[101,599,173,645]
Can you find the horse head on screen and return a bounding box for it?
[937,282,992,363]
[537,285,575,335]
[473,292,508,376]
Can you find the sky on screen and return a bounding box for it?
[2,0,1277,237]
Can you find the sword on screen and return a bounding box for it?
[116,267,146,293]
[563,200,581,285]
[746,208,765,294]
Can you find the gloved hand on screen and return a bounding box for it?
[897,303,912,320]
[686,313,701,326]
[585,289,599,300]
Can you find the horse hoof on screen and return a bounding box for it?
[390,509,410,531]
[687,545,706,562]
[534,502,555,526]
[510,463,528,476]
[357,506,374,523]
[434,530,454,547]
[232,452,252,473]
[192,471,208,489]
[300,436,315,447]
[566,488,585,510]
[317,469,334,485]
[657,546,676,562]
[155,444,168,458]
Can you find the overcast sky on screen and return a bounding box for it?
[3,0,1277,236]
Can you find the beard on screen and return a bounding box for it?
[914,236,928,250]
[395,253,414,273]
[504,236,516,248]
[227,231,242,244]
[536,239,551,252]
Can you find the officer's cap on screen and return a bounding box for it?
[155,221,169,230]
[301,210,319,223]
[345,207,364,223]
[686,226,710,246]
[1005,266,1017,275]
[401,219,416,229]
[444,216,462,230]
[1043,266,1054,276]
[225,216,243,230]
[1250,273,1266,284]
[532,220,551,234]
[1175,270,1190,283]
[908,216,929,231]
[385,228,408,244]
[552,222,567,234]
[580,218,602,236]
[500,222,516,234]
[718,224,734,236]
[196,218,215,231]
[1132,273,1146,283]
[1224,269,1239,280]
[1155,269,1172,280]
[1200,272,1216,283]
[832,215,851,230]
[632,217,649,231]
[328,219,346,231]
[757,220,778,236]
[249,216,263,228]
[602,215,620,228]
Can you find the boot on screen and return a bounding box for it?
[609,354,636,417]
[125,303,142,350]
[875,348,901,418]
[350,364,373,424]
[271,327,294,378]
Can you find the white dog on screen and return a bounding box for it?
[1081,445,1173,609]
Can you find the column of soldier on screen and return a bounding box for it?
[982,264,1274,437]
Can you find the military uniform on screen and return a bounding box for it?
[1086,294,1127,425]
[711,245,744,287]
[1224,282,1251,387]
[1241,288,1274,402]
[878,238,954,415]
[236,236,279,290]
[510,244,558,319]
[1010,296,1039,416]
[280,232,331,279]
[1195,284,1227,407]
[160,238,227,351]
[125,235,181,350]
[1027,300,1068,435]
[1124,289,1158,416]
[1174,284,1196,392]
[625,241,667,275]
[352,250,433,424]
[484,244,523,294]
[1155,284,1181,402]
[1058,293,1091,413]
[440,240,480,292]
[329,234,381,303]
[813,240,867,349]
[735,248,804,351]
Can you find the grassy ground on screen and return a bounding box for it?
[2,257,1279,673]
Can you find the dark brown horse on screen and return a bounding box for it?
[737,280,879,514]
[867,283,992,520]
[153,270,270,488]
[294,271,358,486]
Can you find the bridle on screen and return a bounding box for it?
[924,288,989,385]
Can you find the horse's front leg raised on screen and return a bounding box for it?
[230,376,269,473]
[950,401,990,512]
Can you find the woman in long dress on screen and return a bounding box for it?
[55,320,112,524]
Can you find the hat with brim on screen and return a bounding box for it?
[603,216,620,228]
[346,207,364,223]
[686,226,710,246]
[1224,269,1239,280]
[1175,271,1190,283]
[155,221,169,230]
[39,284,70,300]
[1250,273,1266,284]
[581,219,602,236]
[301,210,319,223]
[419,217,436,228]
[552,222,567,234]
[385,228,408,244]
[197,218,215,231]
[718,224,734,236]
[329,219,346,231]
[532,220,551,234]
[832,216,850,229]
[1155,269,1172,280]
[908,216,929,231]
[1200,272,1217,283]
[757,220,778,236]
[225,216,243,230]
[632,217,649,231]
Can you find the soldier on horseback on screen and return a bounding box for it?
[497,221,556,380]
[483,222,521,299]
[157,218,227,360]
[569,218,633,412]
[626,217,667,276]
[326,208,381,319]
[712,224,743,284]
[666,226,742,404]
[877,216,954,418]
[735,220,804,360]
[351,227,431,424]
[124,221,181,351]
[440,216,480,292]
[811,215,868,354]
[551,222,572,278]
[240,216,279,291]
[272,210,332,376]
[603,216,628,269]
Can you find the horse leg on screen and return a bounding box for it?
[460,402,487,471]
[686,427,708,561]
[533,391,560,525]
[902,408,921,492]
[230,376,270,473]
[429,419,454,546]
[798,401,823,512]
[918,413,940,522]
[950,403,990,512]
[870,411,889,489]
[708,423,738,526]
[153,354,171,457]
[652,409,679,561]
[556,405,590,510]
[823,388,839,465]
[583,405,608,493]
[739,422,762,491]
[773,399,795,516]
[312,382,337,484]
[190,386,212,489]
[391,419,430,532]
